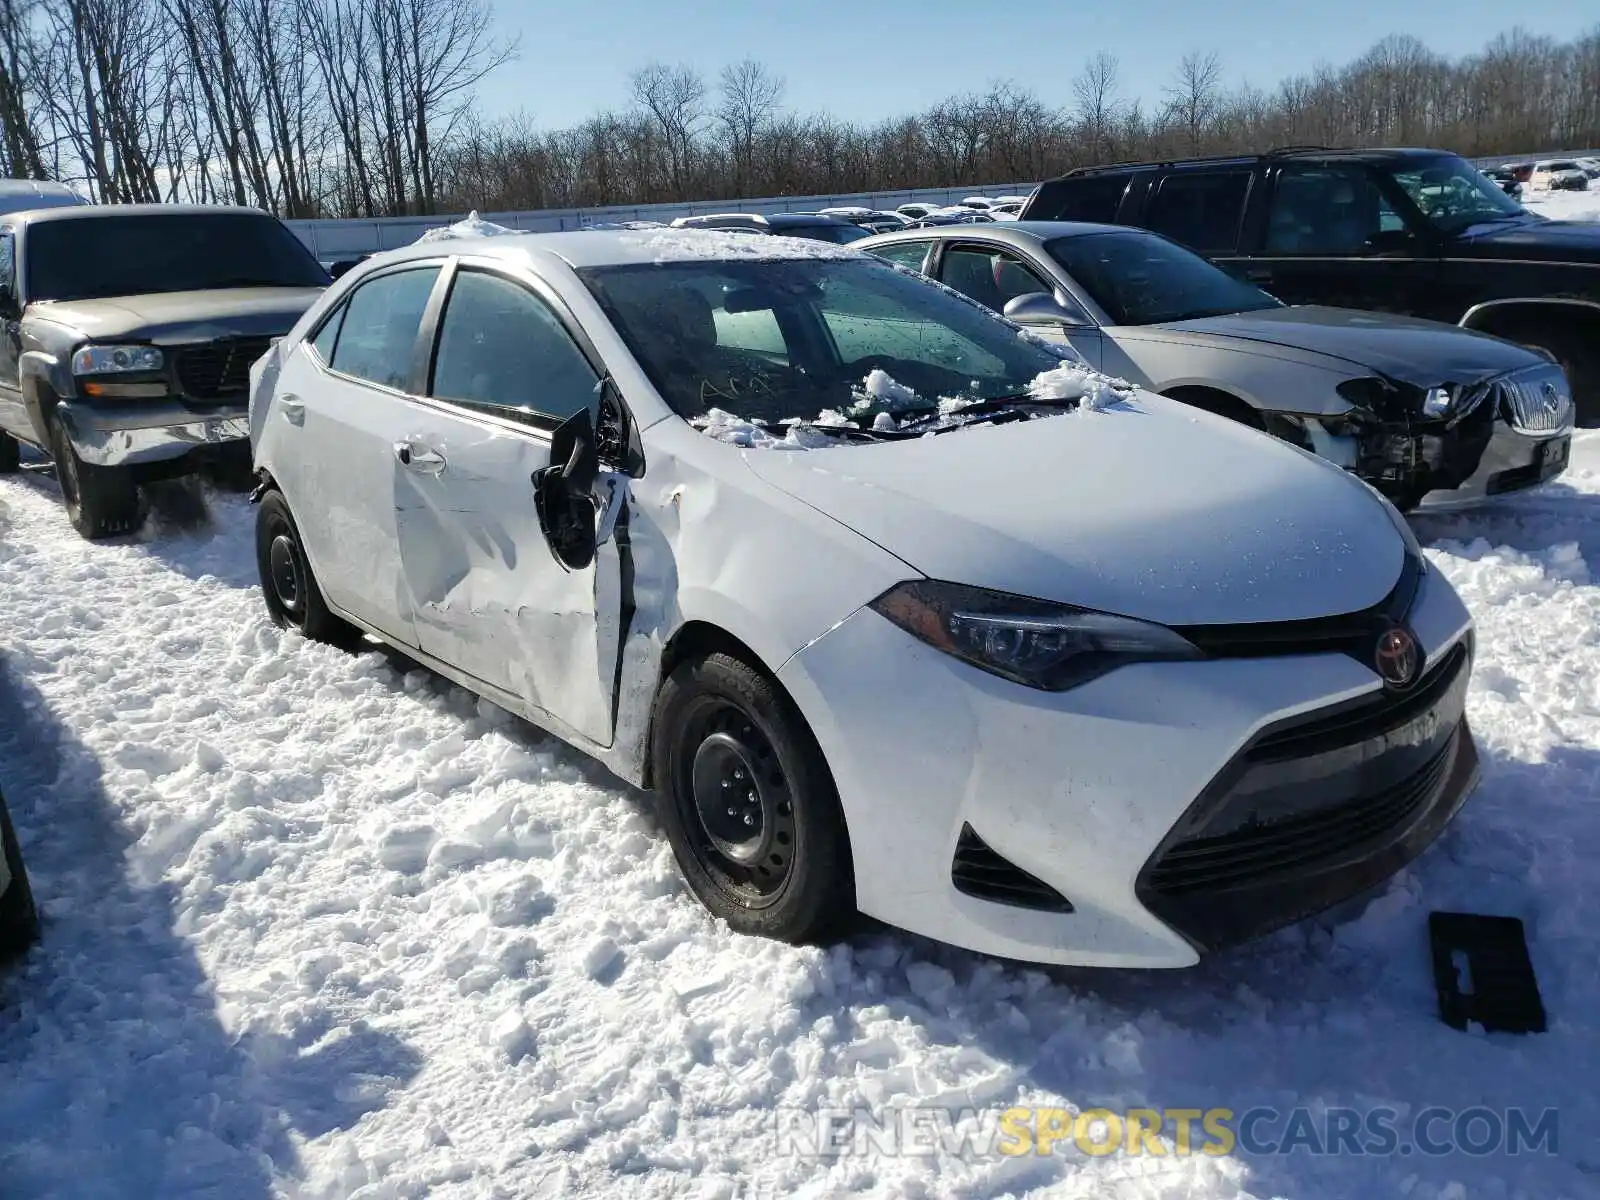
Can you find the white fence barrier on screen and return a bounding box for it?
[283,182,1039,260]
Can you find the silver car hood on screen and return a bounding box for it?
[1159,305,1541,388]
[29,287,327,345]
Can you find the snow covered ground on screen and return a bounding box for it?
[1522,187,1600,222]
[2,434,1599,1199]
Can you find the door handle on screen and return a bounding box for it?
[393,439,446,474]
[280,393,305,424]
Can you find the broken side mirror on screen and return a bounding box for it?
[1004,291,1090,328]
[533,407,601,571]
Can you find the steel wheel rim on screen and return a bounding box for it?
[266,523,306,618]
[678,699,796,906]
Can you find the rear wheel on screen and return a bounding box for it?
[48,414,145,539]
[255,489,363,648]
[0,791,39,964]
[651,652,854,943]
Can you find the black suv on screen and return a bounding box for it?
[1021,148,1600,423]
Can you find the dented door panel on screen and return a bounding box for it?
[393,404,621,746]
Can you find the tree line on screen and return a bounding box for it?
[1,8,1597,219]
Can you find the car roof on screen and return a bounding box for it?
[366,227,865,271]
[0,179,81,199]
[5,202,273,227]
[858,220,1130,247]
[1052,146,1468,179]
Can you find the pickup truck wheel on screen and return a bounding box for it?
[0,432,19,474]
[651,651,855,944]
[48,415,146,539]
[0,790,40,963]
[255,489,363,648]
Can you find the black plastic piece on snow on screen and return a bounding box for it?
[1428,911,1547,1034]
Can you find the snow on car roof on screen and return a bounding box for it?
[378,225,865,270]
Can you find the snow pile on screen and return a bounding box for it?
[1026,362,1134,411]
[0,436,1597,1197]
[1522,188,1600,222]
[858,368,919,410]
[413,210,521,243]
[689,407,839,449]
[622,228,861,263]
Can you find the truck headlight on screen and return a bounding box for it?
[1422,386,1453,419]
[870,580,1202,692]
[71,344,164,375]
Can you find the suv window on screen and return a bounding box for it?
[1037,174,1133,222]
[1264,166,1405,255]
[1144,170,1250,253]
[868,241,932,273]
[430,269,598,425]
[0,232,15,305]
[939,247,1053,311]
[326,266,440,391]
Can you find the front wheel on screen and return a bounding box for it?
[651,652,854,943]
[48,415,145,539]
[254,490,363,648]
[0,431,20,474]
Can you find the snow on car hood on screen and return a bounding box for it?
[742,393,1407,626]
[31,287,327,344]
[1161,305,1540,388]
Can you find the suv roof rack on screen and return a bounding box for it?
[1051,144,1349,180]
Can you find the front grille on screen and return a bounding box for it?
[1145,731,1455,896]
[174,337,273,401]
[1496,363,1574,435]
[951,823,1074,912]
[1136,637,1474,950]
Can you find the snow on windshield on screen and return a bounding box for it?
[692,364,1137,450]
[413,210,520,243]
[619,229,862,263]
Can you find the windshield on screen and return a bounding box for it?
[1045,231,1281,326]
[580,256,1082,433]
[25,212,331,301]
[1381,154,1528,234]
[784,223,872,245]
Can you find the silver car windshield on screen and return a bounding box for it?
[579,257,1069,429]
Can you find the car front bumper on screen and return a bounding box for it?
[1414,421,1570,510]
[55,399,250,468]
[777,562,1477,968]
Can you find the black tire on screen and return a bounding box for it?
[0,431,19,475]
[255,489,363,647]
[48,414,145,539]
[0,791,40,964]
[651,651,854,943]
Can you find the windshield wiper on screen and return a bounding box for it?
[895,393,1084,429]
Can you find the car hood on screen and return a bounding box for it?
[1159,305,1539,388]
[1453,218,1600,263]
[27,287,327,344]
[742,394,1405,626]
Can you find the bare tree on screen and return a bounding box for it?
[631,61,705,200]
[717,58,782,197]
[1164,50,1224,153]
[1072,51,1121,161]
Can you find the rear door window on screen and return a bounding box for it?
[1143,170,1251,253]
[1039,174,1133,222]
[326,266,440,391]
[868,241,934,274]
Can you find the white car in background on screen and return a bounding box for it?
[1529,160,1591,191]
[248,227,1480,968]
[0,178,87,217]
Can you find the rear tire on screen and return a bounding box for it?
[0,431,19,474]
[0,791,39,964]
[48,414,145,539]
[255,489,363,648]
[651,651,854,943]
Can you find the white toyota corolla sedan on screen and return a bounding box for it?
[247,228,1480,968]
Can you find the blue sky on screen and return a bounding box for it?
[474,0,1592,130]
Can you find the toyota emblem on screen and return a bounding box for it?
[1374,626,1421,689]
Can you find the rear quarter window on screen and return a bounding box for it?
[1030,174,1135,223]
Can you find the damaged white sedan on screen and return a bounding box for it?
[247,229,1481,968]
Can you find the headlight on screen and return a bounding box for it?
[869,580,1201,692]
[71,344,164,375]
[1422,386,1453,419]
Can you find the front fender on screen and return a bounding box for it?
[1113,331,1356,418]
[18,348,72,438]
